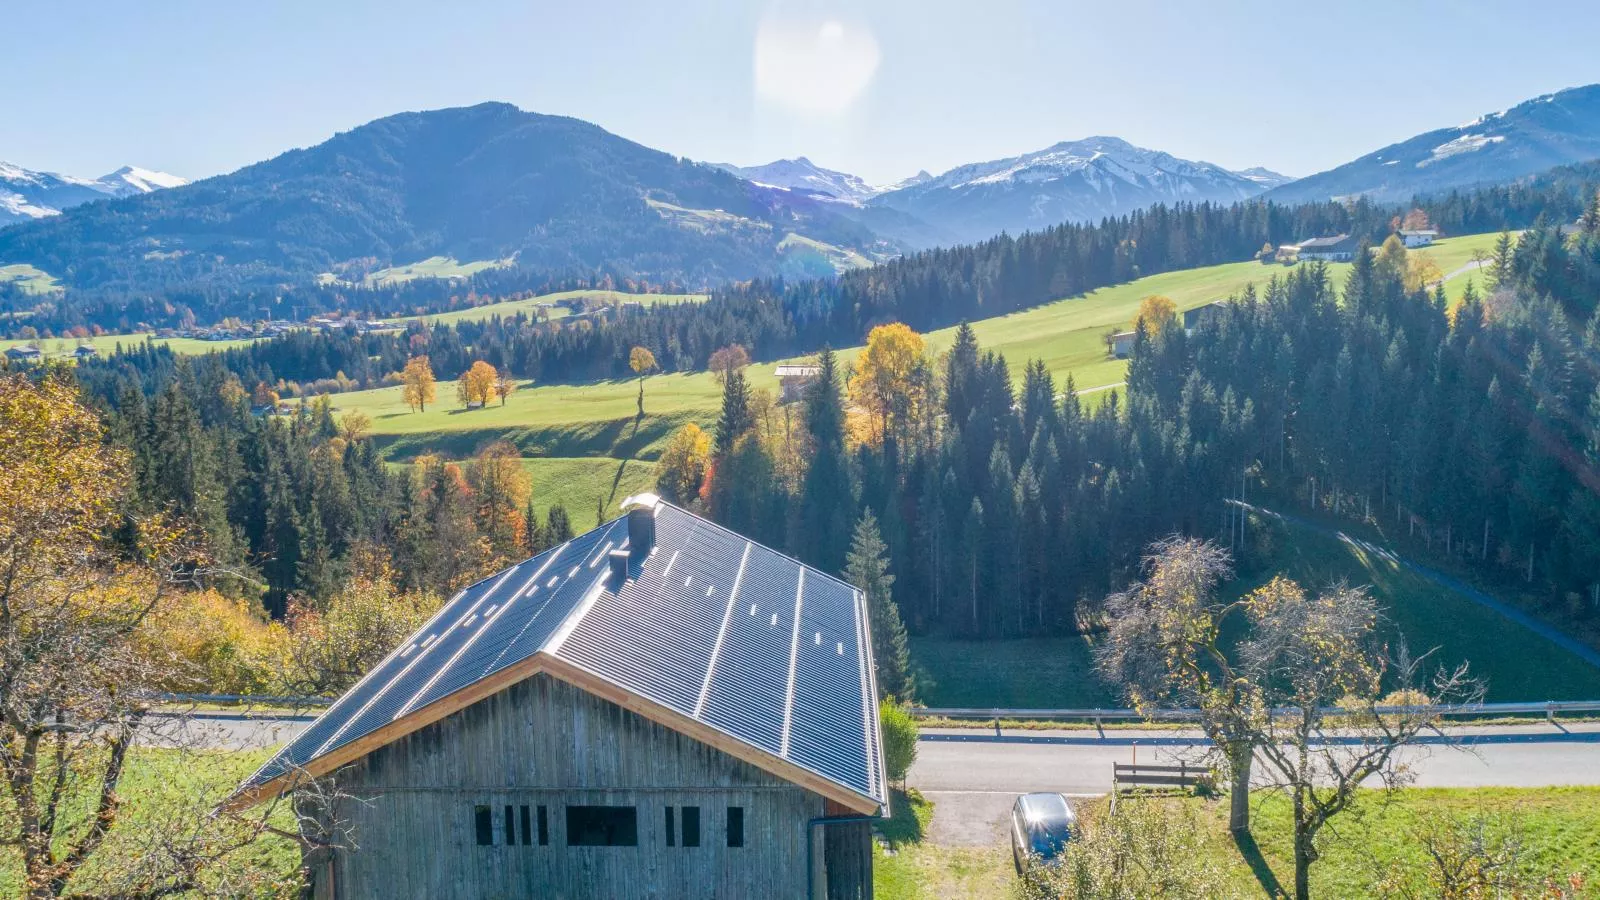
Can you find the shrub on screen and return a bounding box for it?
[879,700,918,785]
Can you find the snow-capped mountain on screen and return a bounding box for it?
[869,137,1276,245]
[1233,166,1296,189]
[710,157,884,205]
[0,161,188,227]
[1264,83,1600,204]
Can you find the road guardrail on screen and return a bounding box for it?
[909,700,1600,728]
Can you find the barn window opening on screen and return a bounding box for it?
[474,805,493,846]
[537,805,549,845]
[665,806,676,846]
[520,805,532,846]
[727,806,745,847]
[504,805,516,845]
[682,805,701,847]
[566,805,638,846]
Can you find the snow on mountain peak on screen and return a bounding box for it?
[105,165,189,192]
[0,160,187,226]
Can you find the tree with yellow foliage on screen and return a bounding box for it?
[1133,294,1177,337]
[1406,251,1443,293]
[0,373,304,896]
[339,410,372,443]
[457,359,498,408]
[401,355,437,412]
[630,346,657,417]
[657,422,712,503]
[848,322,926,447]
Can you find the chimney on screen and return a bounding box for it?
[608,548,630,582]
[627,504,656,558]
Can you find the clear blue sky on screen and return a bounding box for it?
[4,0,1598,185]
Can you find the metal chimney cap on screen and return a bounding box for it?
[620,492,662,513]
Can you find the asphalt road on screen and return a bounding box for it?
[911,722,1600,845]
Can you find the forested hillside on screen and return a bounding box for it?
[0,103,890,324]
[50,170,1600,653]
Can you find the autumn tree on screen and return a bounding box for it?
[251,381,279,410]
[848,322,926,447]
[1401,208,1433,231]
[708,343,751,385]
[284,553,440,695]
[629,346,657,417]
[657,423,712,504]
[493,367,516,406]
[1133,294,1178,336]
[338,410,371,443]
[456,359,497,408]
[468,441,532,559]
[1097,537,1261,833]
[0,374,298,897]
[400,356,437,412]
[1406,251,1443,293]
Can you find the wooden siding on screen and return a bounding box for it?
[307,673,870,899]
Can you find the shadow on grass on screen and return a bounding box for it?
[877,788,928,848]
[372,411,699,462]
[1232,829,1286,899]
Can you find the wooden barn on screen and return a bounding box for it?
[229,494,886,899]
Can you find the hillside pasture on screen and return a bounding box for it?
[383,288,707,327]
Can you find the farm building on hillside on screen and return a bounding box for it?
[1182,300,1227,335]
[5,345,42,362]
[775,364,822,403]
[1110,330,1137,359]
[1296,234,1359,262]
[229,495,886,900]
[1399,228,1438,248]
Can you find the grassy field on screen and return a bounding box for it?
[0,747,297,897]
[1242,507,1600,701]
[0,332,263,357]
[0,262,61,294]
[384,288,708,327]
[906,500,1600,710]
[877,787,1600,899]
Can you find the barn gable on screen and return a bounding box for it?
[232,496,886,815]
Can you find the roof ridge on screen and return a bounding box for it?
[641,499,860,595]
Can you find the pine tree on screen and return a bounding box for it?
[714,368,754,457]
[796,348,853,571]
[845,510,913,701]
[546,503,574,545]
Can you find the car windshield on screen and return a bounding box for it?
[1020,795,1074,858]
[1027,818,1072,857]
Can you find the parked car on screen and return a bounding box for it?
[1010,792,1078,877]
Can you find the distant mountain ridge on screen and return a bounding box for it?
[0,103,896,293]
[865,136,1282,245]
[0,161,187,227]
[1265,83,1600,203]
[710,157,884,205]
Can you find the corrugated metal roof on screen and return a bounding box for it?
[240,499,885,811]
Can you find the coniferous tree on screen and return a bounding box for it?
[795,348,853,571]
[846,509,913,701]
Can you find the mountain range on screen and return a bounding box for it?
[4,82,1600,301]
[1265,83,1600,204]
[0,161,187,227]
[0,103,895,294]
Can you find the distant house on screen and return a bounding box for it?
[1110,330,1137,359]
[1296,234,1359,262]
[1275,244,1300,264]
[775,364,821,403]
[1182,301,1227,335]
[73,345,98,360]
[5,345,42,363]
[227,495,885,900]
[1399,229,1438,248]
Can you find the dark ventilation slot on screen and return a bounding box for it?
[665,806,676,846]
[474,805,493,846]
[537,805,549,845]
[504,804,516,846]
[682,805,701,847]
[566,805,638,847]
[727,806,744,847]
[520,805,532,846]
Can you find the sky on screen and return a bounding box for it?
[4,0,1600,186]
